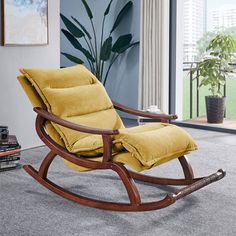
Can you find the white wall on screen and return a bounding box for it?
[0,0,60,149]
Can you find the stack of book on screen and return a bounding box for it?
[0,135,21,172]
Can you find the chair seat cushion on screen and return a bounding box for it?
[116,123,197,167]
[63,152,148,172]
[19,65,197,172]
[70,123,197,169]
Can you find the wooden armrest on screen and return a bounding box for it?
[33,107,119,135]
[112,101,178,121]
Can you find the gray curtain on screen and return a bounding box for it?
[139,0,170,112]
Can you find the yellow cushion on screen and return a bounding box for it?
[18,65,197,172]
[17,75,46,109]
[19,65,124,152]
[68,123,197,168]
[19,65,97,101]
[17,75,65,147]
[116,123,197,167]
[43,84,113,117]
[63,152,148,173]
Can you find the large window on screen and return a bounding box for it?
[174,0,236,132]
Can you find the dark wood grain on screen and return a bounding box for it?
[172,169,226,200]
[112,101,178,122]
[21,107,226,211]
[34,107,119,135]
[102,135,112,162]
[38,151,56,179]
[178,156,194,179]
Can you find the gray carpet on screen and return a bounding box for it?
[0,127,236,236]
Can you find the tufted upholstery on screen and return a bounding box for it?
[18,65,197,172]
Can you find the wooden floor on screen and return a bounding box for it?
[183,116,236,129]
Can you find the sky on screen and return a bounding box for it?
[207,0,236,31]
[207,0,236,10]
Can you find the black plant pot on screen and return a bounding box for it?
[205,96,226,124]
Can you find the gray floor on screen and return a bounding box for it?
[1,127,236,236]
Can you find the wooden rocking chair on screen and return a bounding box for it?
[18,65,225,212]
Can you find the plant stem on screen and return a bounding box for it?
[103,53,119,86]
[88,38,96,61]
[101,33,112,81]
[218,61,222,96]
[99,16,106,80]
[86,57,93,72]
[212,85,216,97]
[101,61,105,80]
[90,19,99,78]
[84,37,93,58]
[83,36,95,73]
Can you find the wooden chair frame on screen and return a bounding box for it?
[23,102,226,211]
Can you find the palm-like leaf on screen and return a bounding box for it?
[72,16,92,40]
[104,0,113,16]
[61,53,84,64]
[61,0,137,86]
[62,29,83,50]
[110,1,133,34]
[100,37,112,61]
[62,29,95,62]
[117,41,139,54]
[112,34,132,53]
[60,14,84,38]
[81,0,93,19]
[81,48,95,62]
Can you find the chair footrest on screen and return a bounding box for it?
[171,169,226,201]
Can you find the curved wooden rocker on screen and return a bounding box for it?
[23,104,226,212]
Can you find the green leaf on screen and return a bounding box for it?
[110,1,133,34]
[81,0,93,19]
[71,16,92,39]
[100,37,112,61]
[62,29,95,62]
[116,41,139,54]
[81,47,95,62]
[62,29,83,50]
[60,13,84,38]
[104,0,113,16]
[61,53,84,64]
[112,34,132,53]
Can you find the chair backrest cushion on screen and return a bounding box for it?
[17,75,46,109]
[19,65,124,152]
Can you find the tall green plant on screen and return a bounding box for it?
[192,33,236,97]
[61,0,139,86]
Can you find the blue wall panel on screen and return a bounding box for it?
[60,0,140,117]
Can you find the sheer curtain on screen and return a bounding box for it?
[139,0,170,112]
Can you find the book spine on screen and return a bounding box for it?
[0,160,19,169]
[0,156,20,163]
[0,144,21,147]
[0,135,19,146]
[0,145,21,152]
[0,149,21,157]
[0,164,21,172]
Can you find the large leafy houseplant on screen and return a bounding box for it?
[61,0,138,86]
[192,33,236,123]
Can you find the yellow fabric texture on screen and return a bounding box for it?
[17,75,65,148]
[116,123,197,167]
[17,75,46,109]
[18,65,198,172]
[19,65,124,152]
[62,152,148,173]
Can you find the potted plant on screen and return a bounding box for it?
[60,0,139,86]
[192,33,236,123]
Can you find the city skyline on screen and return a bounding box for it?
[183,0,236,62]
